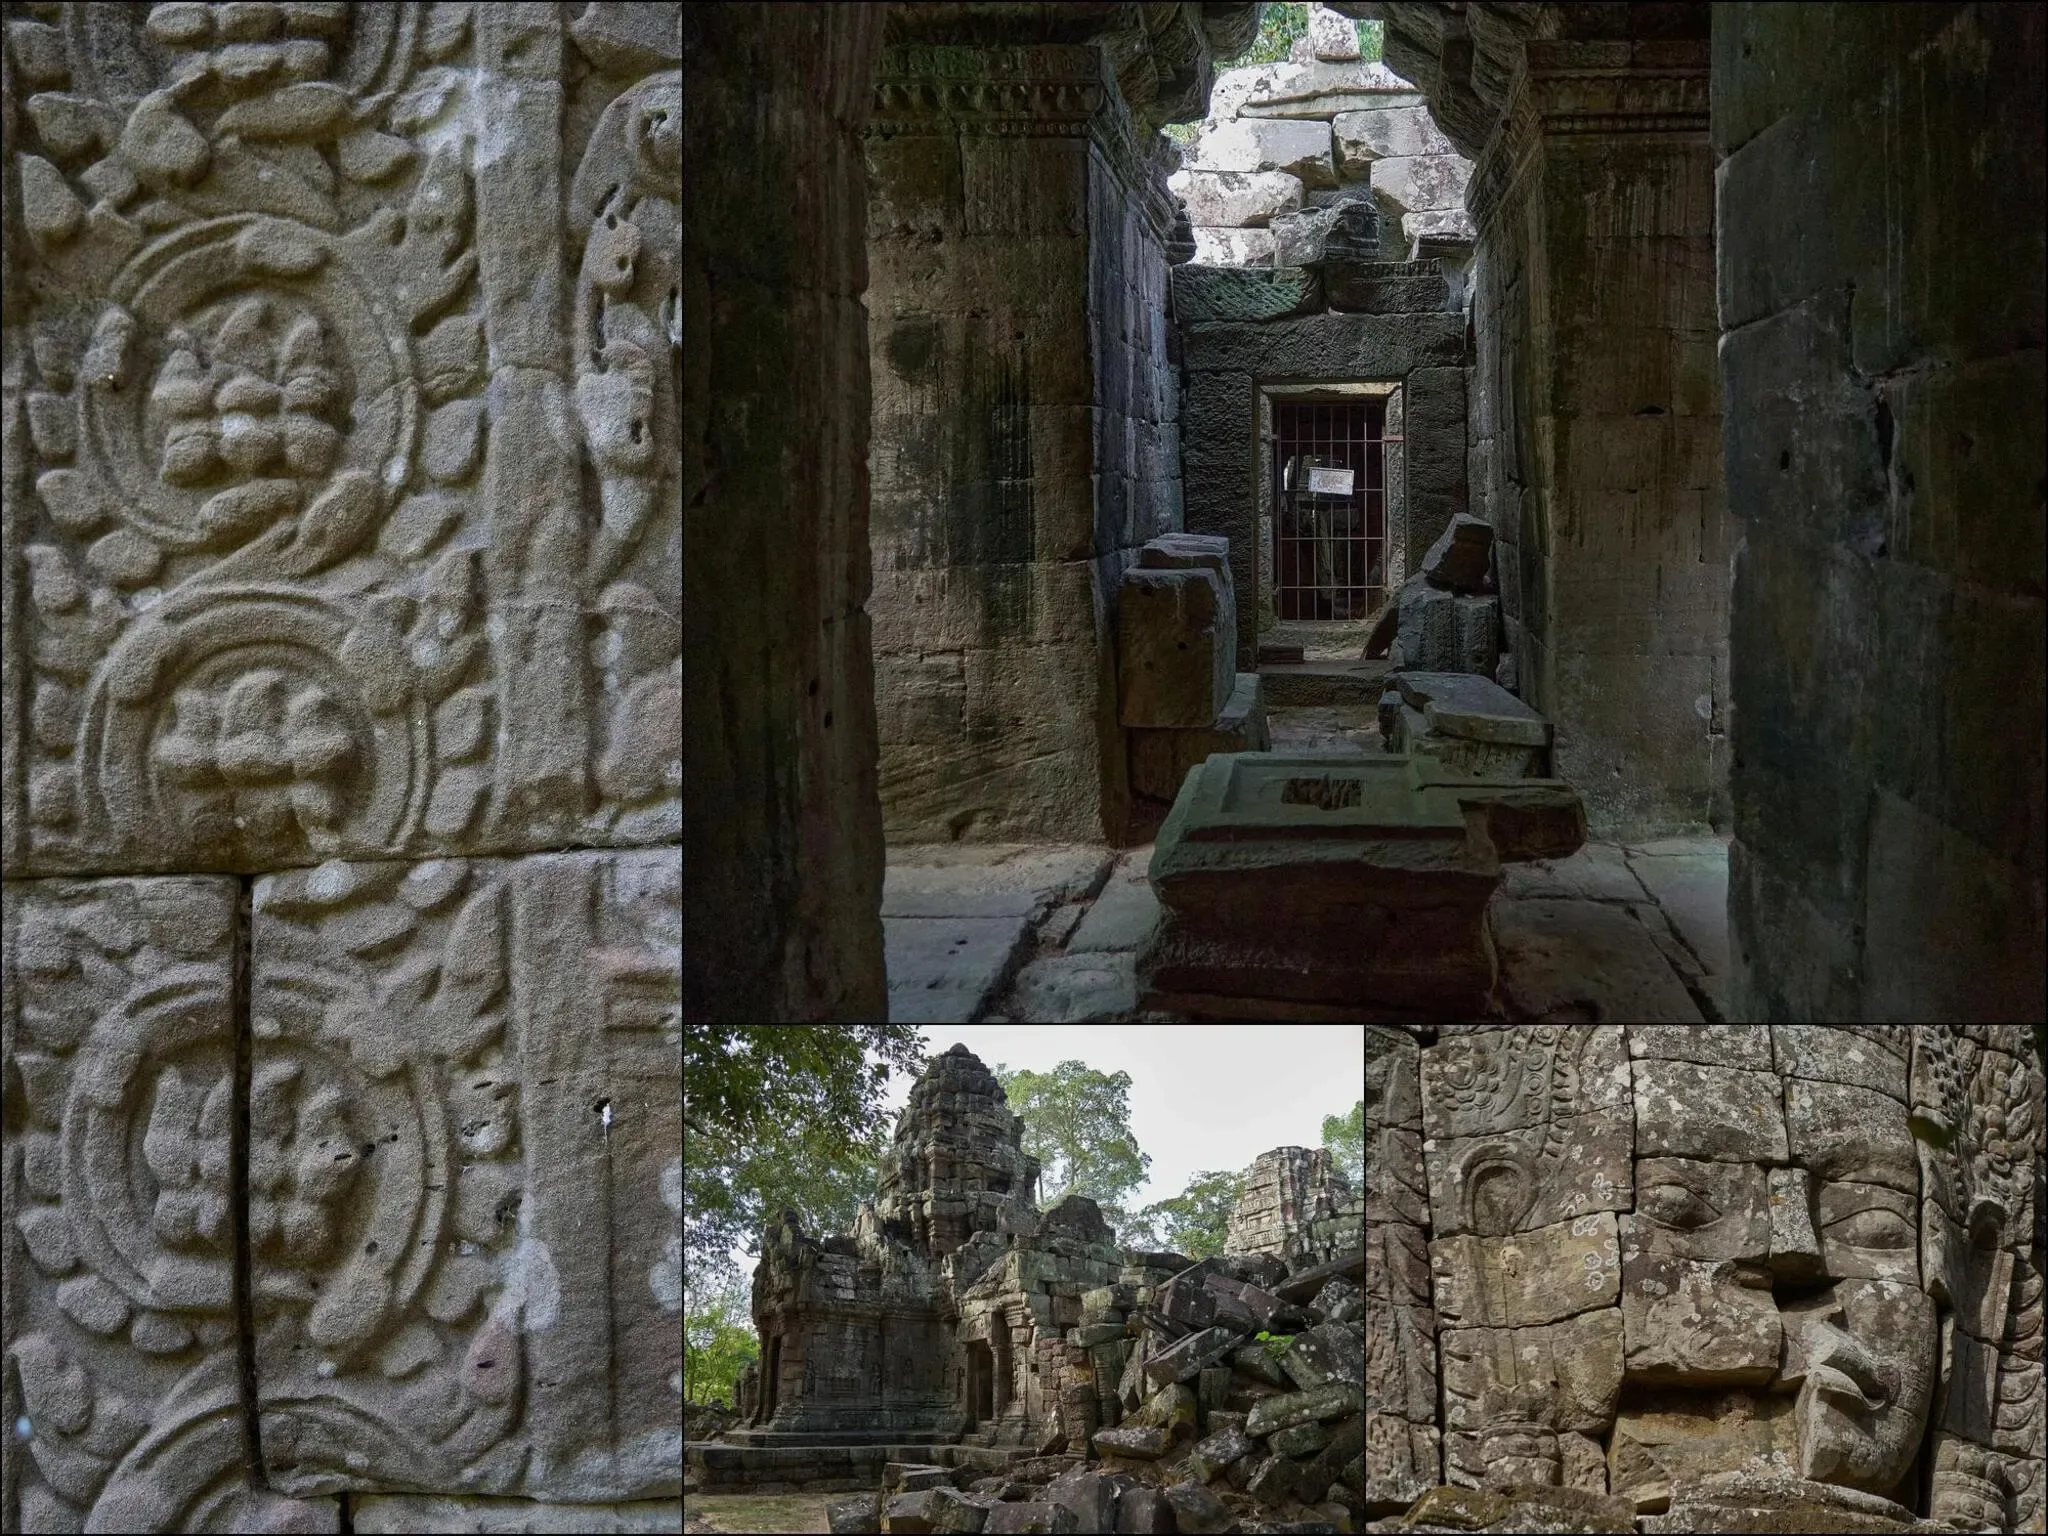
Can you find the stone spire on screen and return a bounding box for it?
[1225,1144,1361,1268]
[875,1044,1040,1258]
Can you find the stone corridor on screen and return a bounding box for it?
[685,2,2045,1025]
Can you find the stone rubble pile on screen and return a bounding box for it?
[826,1247,1367,1535]
[1168,5,1475,269]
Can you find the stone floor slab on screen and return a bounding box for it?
[249,850,682,1503]
[1004,952,1140,1022]
[1500,842,1648,904]
[1067,849,1161,953]
[2,876,343,1533]
[1624,843,1730,985]
[1490,896,1705,1023]
[885,914,1034,1024]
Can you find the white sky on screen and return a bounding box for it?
[723,1026,1364,1272]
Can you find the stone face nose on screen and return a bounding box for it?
[1767,1167,1823,1280]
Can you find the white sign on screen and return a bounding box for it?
[1307,467,1354,497]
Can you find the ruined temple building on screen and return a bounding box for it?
[686,1,2044,1025]
[685,1044,1370,1532]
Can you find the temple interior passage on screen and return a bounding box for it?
[685,1,2046,1023]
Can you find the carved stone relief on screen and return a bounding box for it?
[4,6,681,1532]
[1367,1025,2048,1534]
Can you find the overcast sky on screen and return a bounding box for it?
[722,1026,1364,1272]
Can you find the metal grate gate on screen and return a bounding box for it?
[1270,399,1394,620]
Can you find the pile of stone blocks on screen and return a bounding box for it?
[1379,671,1555,779]
[1119,534,1270,806]
[1167,4,1475,269]
[1137,751,1586,1020]
[1373,512,1502,676]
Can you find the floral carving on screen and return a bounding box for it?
[152,667,361,841]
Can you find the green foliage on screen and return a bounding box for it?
[1358,18,1384,64]
[994,1060,1152,1231]
[1255,1329,1296,1360]
[1128,1168,1247,1258]
[683,1025,925,1297]
[1322,1099,1365,1189]
[1164,121,1199,146]
[1222,2,1310,67]
[683,1267,758,1407]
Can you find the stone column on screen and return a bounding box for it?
[1467,40,1728,838]
[865,42,1177,843]
[683,4,887,1019]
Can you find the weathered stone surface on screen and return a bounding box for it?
[1185,117,1336,189]
[982,1504,1079,1536]
[1420,1025,1632,1141]
[1333,105,1456,171]
[1430,1213,1623,1328]
[1773,1027,1909,1101]
[249,851,682,1501]
[1371,153,1471,216]
[1419,513,1496,593]
[353,1499,683,1533]
[1784,1077,1917,1194]
[1627,1025,1773,1070]
[1162,1478,1237,1533]
[828,1494,886,1535]
[1091,1425,1172,1459]
[1168,169,1305,228]
[1620,1249,1783,1386]
[1440,1310,1625,1435]
[1243,1380,1364,1437]
[1629,1059,1789,1164]
[1171,265,1322,323]
[1118,566,1233,728]
[1322,258,1452,314]
[1142,1324,1240,1390]
[1127,673,1269,806]
[884,1487,989,1534]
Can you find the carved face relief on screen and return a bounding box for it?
[1789,1279,1936,1493]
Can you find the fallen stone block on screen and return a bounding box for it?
[1171,264,1322,323]
[1232,1341,1291,1388]
[884,1486,988,1534]
[1113,1483,1174,1534]
[1243,1381,1366,1438]
[1189,1421,1256,1481]
[830,1492,884,1534]
[1043,1469,1121,1534]
[1419,513,1495,593]
[1395,577,1458,672]
[1092,1425,1174,1459]
[1309,1275,1362,1325]
[1143,1324,1242,1390]
[1279,1323,1365,1393]
[887,1464,959,1494]
[983,1503,1080,1535]
[1164,1479,1237,1534]
[1270,1420,1332,1459]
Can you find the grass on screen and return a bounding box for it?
[682,1491,835,1535]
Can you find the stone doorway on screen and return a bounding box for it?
[764,1335,782,1422]
[964,1339,995,1428]
[1257,383,1404,659]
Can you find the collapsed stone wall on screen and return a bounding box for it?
[5,4,682,1530]
[1170,5,1476,270]
[695,1043,1368,1533]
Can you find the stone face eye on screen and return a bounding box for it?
[1827,1208,1914,1249]
[1642,1183,1719,1229]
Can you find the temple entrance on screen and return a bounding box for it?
[964,1339,994,1427]
[763,1335,781,1421]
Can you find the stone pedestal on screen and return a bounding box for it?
[1138,752,1585,1019]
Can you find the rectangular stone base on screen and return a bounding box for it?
[1128,671,1269,800]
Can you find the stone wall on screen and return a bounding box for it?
[1713,3,2047,1020]
[1225,1146,1364,1270]
[864,43,1182,844]
[1170,6,1475,269]
[684,4,885,1018]
[6,4,682,1530]
[1369,4,1730,840]
[1178,280,1470,665]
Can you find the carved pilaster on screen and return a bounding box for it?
[1465,39,1711,234]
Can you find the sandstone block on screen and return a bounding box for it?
[1309,4,1361,61]
[1188,118,1336,189]
[1630,1059,1790,1164]
[1772,1025,1909,1100]
[1371,153,1472,216]
[885,1487,988,1534]
[1118,566,1232,728]
[1171,265,1322,322]
[1620,1249,1782,1386]
[1091,1425,1172,1459]
[1334,106,1456,173]
[1243,1381,1364,1437]
[1420,513,1495,592]
[1163,1479,1236,1534]
[1127,673,1269,803]
[829,1495,885,1534]
[1168,169,1305,228]
[983,1504,1078,1535]
[1439,1310,1625,1435]
[249,850,682,1501]
[1281,1322,1366,1393]
[1143,1324,1241,1390]
[1190,227,1278,266]
[1626,1025,1774,1070]
[1396,577,1460,672]
[1430,1213,1623,1328]
[352,1497,685,1533]
[1043,1469,1121,1534]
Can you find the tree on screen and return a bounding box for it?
[994,1060,1152,1231]
[1322,1098,1365,1189]
[684,1026,927,1296]
[1131,1168,1247,1259]
[1221,2,1310,67]
[683,1266,758,1407]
